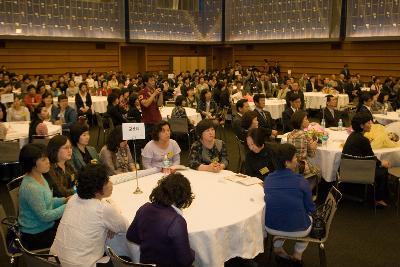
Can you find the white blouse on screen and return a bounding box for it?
[50,195,129,267]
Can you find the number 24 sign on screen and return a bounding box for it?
[122,123,146,140]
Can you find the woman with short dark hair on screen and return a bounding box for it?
[18,143,67,250]
[342,112,390,207]
[264,143,316,265]
[127,93,142,122]
[51,164,128,267]
[126,173,195,267]
[107,92,127,126]
[141,121,181,170]
[239,111,259,142]
[70,123,99,171]
[99,125,136,176]
[244,128,276,180]
[28,103,49,142]
[44,135,77,198]
[188,119,228,172]
[75,82,93,124]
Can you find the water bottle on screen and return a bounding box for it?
[162,154,171,175]
[338,119,343,131]
[321,118,326,129]
[383,103,388,115]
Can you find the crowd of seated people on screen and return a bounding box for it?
[1,63,400,267]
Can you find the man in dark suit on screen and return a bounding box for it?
[282,94,301,133]
[336,74,346,93]
[319,95,344,128]
[340,64,351,80]
[285,82,305,110]
[306,76,318,92]
[253,94,277,140]
[232,99,250,140]
[256,74,273,97]
[345,75,361,102]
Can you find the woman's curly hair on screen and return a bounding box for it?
[149,173,194,209]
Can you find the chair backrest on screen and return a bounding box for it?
[7,176,24,216]
[323,186,342,240]
[0,141,20,165]
[338,159,376,185]
[0,204,16,258]
[168,117,189,134]
[165,101,175,107]
[234,135,246,172]
[95,112,104,129]
[107,246,156,267]
[15,239,60,267]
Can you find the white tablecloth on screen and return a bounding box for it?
[108,169,265,267]
[53,96,108,113]
[281,128,400,182]
[373,112,400,125]
[160,107,202,125]
[304,93,349,110]
[249,99,286,119]
[4,121,62,148]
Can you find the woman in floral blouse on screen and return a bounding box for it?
[188,119,228,172]
[286,111,320,183]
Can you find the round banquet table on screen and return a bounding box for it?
[304,92,349,110]
[53,96,108,113]
[373,112,400,125]
[107,169,265,267]
[160,107,202,125]
[4,121,62,148]
[281,128,400,182]
[249,98,286,119]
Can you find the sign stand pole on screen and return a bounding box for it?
[132,139,143,194]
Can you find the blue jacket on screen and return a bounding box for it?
[51,106,77,129]
[264,169,316,232]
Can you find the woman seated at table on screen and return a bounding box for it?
[245,128,276,180]
[127,93,142,122]
[342,112,390,207]
[264,143,316,264]
[197,89,219,120]
[18,143,68,250]
[75,82,93,125]
[171,95,195,127]
[142,121,181,170]
[239,111,259,142]
[126,172,195,267]
[52,94,78,132]
[185,86,197,109]
[376,91,394,112]
[287,111,320,184]
[51,163,129,267]
[29,104,49,142]
[188,119,228,172]
[6,95,30,121]
[106,93,127,126]
[66,80,78,97]
[44,135,77,198]
[41,92,56,121]
[70,123,99,171]
[99,125,136,176]
[24,84,42,113]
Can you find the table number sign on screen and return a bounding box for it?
[122,123,145,140]
[1,93,14,104]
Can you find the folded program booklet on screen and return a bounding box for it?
[225,174,263,186]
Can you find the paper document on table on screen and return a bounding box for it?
[225,174,263,185]
[110,167,159,185]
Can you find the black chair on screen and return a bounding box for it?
[0,141,20,166]
[6,175,24,216]
[15,238,60,267]
[107,246,156,267]
[168,117,192,150]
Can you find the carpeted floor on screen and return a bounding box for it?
[1,122,399,267]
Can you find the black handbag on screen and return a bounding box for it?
[309,199,333,239]
[1,216,21,254]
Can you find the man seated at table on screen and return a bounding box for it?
[286,82,304,109]
[188,119,228,172]
[232,99,250,139]
[345,75,361,102]
[51,94,77,133]
[253,94,278,141]
[319,95,345,128]
[282,94,301,133]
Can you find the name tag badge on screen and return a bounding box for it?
[259,166,269,175]
[167,151,174,159]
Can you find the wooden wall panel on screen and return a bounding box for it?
[0,40,120,75]
[233,41,400,81]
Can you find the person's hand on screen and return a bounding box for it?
[209,163,221,173]
[153,88,161,96]
[381,160,390,168]
[271,130,278,136]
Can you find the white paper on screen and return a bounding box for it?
[168,73,174,79]
[122,123,145,140]
[287,69,292,75]
[1,93,14,103]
